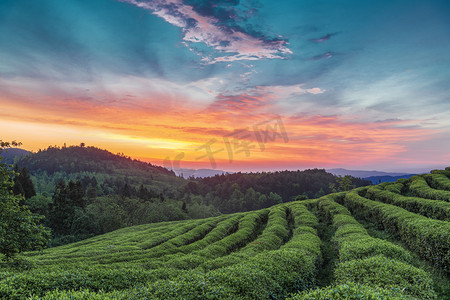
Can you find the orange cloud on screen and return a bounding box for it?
[1,75,441,172]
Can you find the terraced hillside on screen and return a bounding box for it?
[1,168,449,299]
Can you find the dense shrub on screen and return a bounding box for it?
[334,255,436,299]
[366,184,450,221]
[409,175,450,201]
[0,267,181,299]
[288,283,413,300]
[341,190,450,273]
[426,173,450,191]
[316,196,412,263]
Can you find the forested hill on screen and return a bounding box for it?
[13,145,185,197]
[188,169,371,213]
[10,145,371,206]
[17,145,173,176]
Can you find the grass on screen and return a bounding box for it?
[1,168,450,299]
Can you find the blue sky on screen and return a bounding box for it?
[0,0,449,172]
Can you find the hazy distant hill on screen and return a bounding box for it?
[173,168,230,178]
[327,168,416,184]
[364,174,417,184]
[327,168,411,178]
[0,147,31,164]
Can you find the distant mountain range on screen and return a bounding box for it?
[327,168,411,178]
[174,167,417,183]
[1,148,418,183]
[326,168,417,184]
[363,174,417,184]
[172,168,230,178]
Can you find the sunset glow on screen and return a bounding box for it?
[1,0,449,172]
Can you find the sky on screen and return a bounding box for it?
[0,0,449,173]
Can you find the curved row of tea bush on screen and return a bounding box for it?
[281,203,321,259]
[0,266,182,299]
[288,283,414,300]
[365,184,450,221]
[25,218,211,266]
[101,216,228,264]
[340,189,450,273]
[241,206,291,252]
[317,195,412,263]
[200,206,292,270]
[31,249,319,299]
[409,175,450,201]
[157,209,269,270]
[26,204,322,299]
[425,173,450,191]
[60,217,227,266]
[307,195,435,299]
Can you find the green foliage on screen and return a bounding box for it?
[334,255,436,299]
[0,142,50,260]
[365,184,450,221]
[409,175,450,201]
[427,172,450,190]
[0,266,181,299]
[289,283,415,300]
[192,168,370,212]
[295,194,308,201]
[12,166,36,200]
[336,175,355,192]
[341,189,450,273]
[317,195,412,263]
[1,166,449,299]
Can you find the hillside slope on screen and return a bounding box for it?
[11,145,370,212]
[0,148,31,165]
[1,167,449,299]
[14,145,184,197]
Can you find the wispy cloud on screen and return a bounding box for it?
[121,0,292,63]
[310,32,339,43]
[308,51,333,61]
[205,84,325,114]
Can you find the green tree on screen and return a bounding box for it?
[295,194,308,201]
[0,141,49,260]
[337,175,355,192]
[267,192,283,206]
[229,184,244,212]
[48,180,72,235]
[244,188,258,211]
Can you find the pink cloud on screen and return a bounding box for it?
[121,0,292,63]
[205,84,325,114]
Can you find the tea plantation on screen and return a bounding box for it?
[1,168,449,299]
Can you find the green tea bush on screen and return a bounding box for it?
[384,182,404,194]
[334,255,436,299]
[409,175,450,201]
[123,248,318,300]
[338,238,411,263]
[281,203,321,260]
[164,209,268,269]
[288,283,414,300]
[317,196,412,263]
[366,185,450,221]
[239,206,290,252]
[136,219,206,249]
[341,190,450,273]
[426,173,450,191]
[0,267,181,299]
